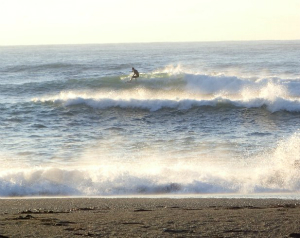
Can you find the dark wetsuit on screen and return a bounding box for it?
[132,69,139,78]
[131,68,139,80]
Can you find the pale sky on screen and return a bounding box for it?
[0,0,299,45]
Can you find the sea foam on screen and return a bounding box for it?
[32,69,300,113]
[1,132,300,197]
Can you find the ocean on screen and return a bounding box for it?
[0,41,300,198]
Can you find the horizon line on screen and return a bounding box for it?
[1,39,300,47]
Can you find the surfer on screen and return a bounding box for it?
[130,67,139,82]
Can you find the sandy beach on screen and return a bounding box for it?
[1,198,300,237]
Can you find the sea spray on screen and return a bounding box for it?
[32,71,300,112]
[0,132,299,196]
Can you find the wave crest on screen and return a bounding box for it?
[1,132,300,196]
[31,69,300,112]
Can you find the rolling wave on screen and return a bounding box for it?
[1,132,300,196]
[31,69,300,113]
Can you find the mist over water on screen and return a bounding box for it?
[0,42,300,197]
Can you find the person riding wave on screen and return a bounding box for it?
[130,67,139,82]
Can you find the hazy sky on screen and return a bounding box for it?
[1,0,299,45]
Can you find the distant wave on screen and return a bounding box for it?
[1,63,84,73]
[31,70,300,112]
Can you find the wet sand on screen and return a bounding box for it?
[1,198,300,237]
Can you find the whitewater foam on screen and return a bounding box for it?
[32,70,300,112]
[1,132,299,197]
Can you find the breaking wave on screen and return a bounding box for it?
[32,67,300,113]
[1,132,300,197]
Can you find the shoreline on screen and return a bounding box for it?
[1,192,300,199]
[1,198,300,237]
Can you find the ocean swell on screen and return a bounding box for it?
[28,68,300,112]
